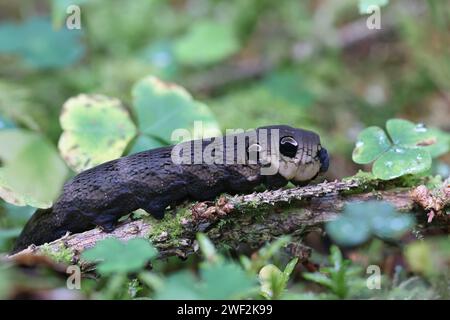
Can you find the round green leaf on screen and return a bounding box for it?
[423,128,450,158]
[386,119,431,147]
[371,214,415,240]
[128,135,165,155]
[352,126,391,164]
[132,76,220,146]
[59,94,137,172]
[174,20,239,66]
[81,238,157,275]
[326,216,371,247]
[344,200,395,218]
[0,129,68,208]
[201,263,256,299]
[372,146,432,180]
[0,17,85,69]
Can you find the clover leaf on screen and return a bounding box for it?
[326,201,415,247]
[81,238,157,275]
[352,119,449,180]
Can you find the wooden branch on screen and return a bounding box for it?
[8,179,440,265]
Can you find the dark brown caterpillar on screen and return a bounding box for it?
[12,125,329,253]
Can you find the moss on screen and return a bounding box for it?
[343,170,380,190]
[39,243,74,264]
[235,200,270,216]
[343,170,438,195]
[148,206,192,244]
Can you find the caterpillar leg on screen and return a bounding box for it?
[92,213,118,232]
[141,200,168,220]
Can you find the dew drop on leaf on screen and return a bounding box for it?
[414,123,427,133]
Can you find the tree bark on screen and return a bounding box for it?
[9,178,445,265]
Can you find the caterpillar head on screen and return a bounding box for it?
[258,125,329,185]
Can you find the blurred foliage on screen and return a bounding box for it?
[0,0,449,300]
[0,129,68,208]
[326,201,415,247]
[81,238,157,275]
[0,16,84,69]
[303,245,363,299]
[174,19,239,66]
[259,258,298,300]
[358,0,389,14]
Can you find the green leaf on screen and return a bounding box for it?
[262,71,315,108]
[371,213,415,240]
[81,238,157,275]
[127,135,165,155]
[405,237,450,277]
[0,81,48,132]
[352,119,445,180]
[197,233,220,264]
[201,262,256,299]
[330,245,343,270]
[346,200,395,218]
[372,147,431,180]
[0,22,22,52]
[326,201,415,247]
[352,126,391,164]
[259,258,298,300]
[174,19,239,66]
[59,94,137,172]
[131,76,220,149]
[302,272,334,288]
[423,128,450,158]
[386,119,449,157]
[358,0,389,14]
[155,271,202,300]
[0,228,22,242]
[386,119,431,146]
[155,262,256,300]
[0,129,68,208]
[283,258,298,280]
[303,246,356,299]
[259,264,284,299]
[326,216,371,247]
[0,16,84,69]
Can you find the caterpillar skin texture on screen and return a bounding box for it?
[13,125,329,253]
